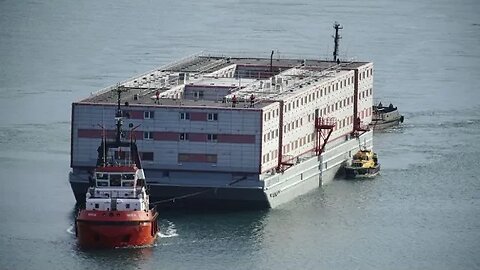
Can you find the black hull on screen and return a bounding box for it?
[70,181,269,210]
[370,119,402,130]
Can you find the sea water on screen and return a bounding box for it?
[0,0,479,269]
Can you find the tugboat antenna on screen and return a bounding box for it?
[332,22,343,62]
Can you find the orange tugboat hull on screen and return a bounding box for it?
[76,210,158,249]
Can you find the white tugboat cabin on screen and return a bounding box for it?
[86,165,150,212]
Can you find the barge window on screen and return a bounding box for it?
[207,134,218,142]
[144,111,154,119]
[179,133,189,141]
[193,91,204,99]
[208,113,218,121]
[143,131,153,140]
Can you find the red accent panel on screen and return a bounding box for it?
[190,112,207,121]
[78,129,256,144]
[218,134,255,144]
[78,129,142,140]
[78,129,101,138]
[75,102,262,112]
[78,129,116,139]
[127,110,144,119]
[131,131,143,140]
[153,132,178,141]
[189,133,207,142]
[190,154,208,162]
[178,153,217,163]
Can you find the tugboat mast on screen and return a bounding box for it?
[332,22,343,62]
[115,86,124,144]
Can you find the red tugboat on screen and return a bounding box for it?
[76,87,159,249]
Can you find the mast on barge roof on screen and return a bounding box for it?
[332,22,343,62]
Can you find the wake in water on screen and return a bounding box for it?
[158,220,178,238]
[66,225,75,235]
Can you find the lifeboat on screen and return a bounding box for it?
[75,87,158,248]
[344,148,380,179]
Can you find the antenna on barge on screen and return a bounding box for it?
[332,22,343,62]
[270,50,274,74]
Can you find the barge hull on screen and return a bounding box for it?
[71,131,372,209]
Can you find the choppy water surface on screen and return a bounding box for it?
[1,0,479,269]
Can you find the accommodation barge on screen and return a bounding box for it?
[70,50,375,208]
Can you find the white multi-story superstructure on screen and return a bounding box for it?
[70,54,374,208]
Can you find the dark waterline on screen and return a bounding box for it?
[1,0,480,269]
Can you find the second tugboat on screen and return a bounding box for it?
[344,148,380,179]
[76,87,159,249]
[369,102,404,130]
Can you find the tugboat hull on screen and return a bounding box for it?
[76,210,158,249]
[370,117,403,130]
[345,165,380,179]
